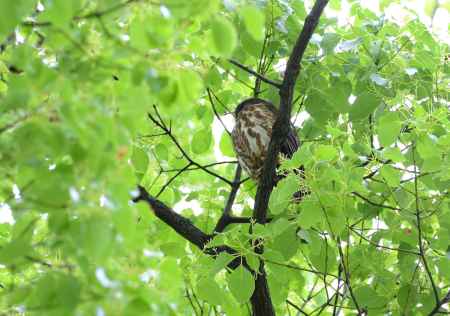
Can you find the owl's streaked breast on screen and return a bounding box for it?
[231,104,276,180]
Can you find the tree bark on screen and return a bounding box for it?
[250,1,329,315]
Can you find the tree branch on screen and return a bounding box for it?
[147,106,233,186]
[132,185,249,270]
[248,2,329,315]
[21,0,147,27]
[351,191,401,212]
[228,59,282,89]
[207,88,232,136]
[253,0,328,223]
[428,290,450,316]
[213,166,244,233]
[133,186,210,249]
[412,145,440,305]
[336,238,363,315]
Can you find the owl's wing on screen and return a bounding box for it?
[281,125,299,158]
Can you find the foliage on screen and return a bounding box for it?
[0,0,449,315]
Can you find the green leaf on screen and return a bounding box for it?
[380,165,401,187]
[211,252,234,275]
[227,266,255,303]
[298,199,322,229]
[191,129,212,154]
[269,175,298,214]
[305,90,335,124]
[210,16,237,57]
[123,299,150,316]
[349,92,381,121]
[131,146,149,181]
[354,286,385,310]
[246,253,260,272]
[397,284,417,313]
[326,79,351,113]
[310,240,337,273]
[129,17,149,50]
[314,145,338,161]
[0,0,34,38]
[40,0,81,27]
[178,70,203,102]
[378,112,401,147]
[197,277,224,306]
[219,132,235,157]
[321,33,340,55]
[241,6,265,41]
[160,242,185,257]
[383,147,405,163]
[417,135,439,159]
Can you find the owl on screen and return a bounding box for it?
[231,98,300,181]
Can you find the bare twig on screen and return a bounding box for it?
[213,166,243,233]
[428,290,450,316]
[147,106,233,186]
[185,287,200,316]
[22,0,147,27]
[336,238,363,314]
[351,191,401,211]
[161,161,237,173]
[228,59,282,89]
[349,227,420,255]
[156,163,192,198]
[207,88,231,136]
[286,299,309,316]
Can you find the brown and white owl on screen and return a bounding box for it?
[231,98,300,181]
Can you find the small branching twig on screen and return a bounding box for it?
[147,105,233,186]
[155,163,192,198]
[207,88,231,136]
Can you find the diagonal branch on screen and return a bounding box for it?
[133,185,210,248]
[228,59,282,89]
[207,88,231,136]
[428,290,450,316]
[213,165,243,233]
[132,185,247,269]
[351,191,401,211]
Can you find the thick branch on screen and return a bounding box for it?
[133,185,248,270]
[248,2,329,316]
[133,186,210,248]
[253,0,328,222]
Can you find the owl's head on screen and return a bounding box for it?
[234,98,277,116]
